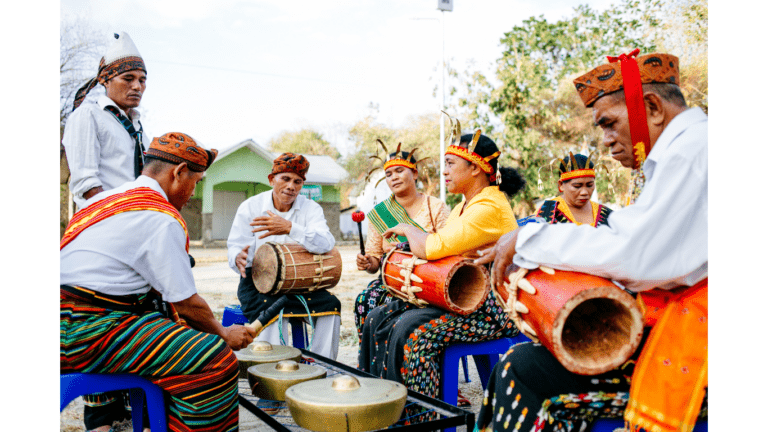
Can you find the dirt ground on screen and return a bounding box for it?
[60,244,485,431]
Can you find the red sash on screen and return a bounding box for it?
[61,187,189,252]
[625,279,708,431]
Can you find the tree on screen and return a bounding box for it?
[267,128,342,159]
[456,0,675,215]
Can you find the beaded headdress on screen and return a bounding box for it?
[441,111,501,183]
[365,139,429,188]
[537,151,608,190]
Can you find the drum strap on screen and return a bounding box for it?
[278,295,315,348]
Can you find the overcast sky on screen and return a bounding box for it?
[60,0,616,155]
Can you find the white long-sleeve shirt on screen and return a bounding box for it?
[60,176,197,303]
[514,107,708,292]
[226,191,336,274]
[63,93,149,208]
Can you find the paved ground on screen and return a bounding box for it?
[60,244,484,431]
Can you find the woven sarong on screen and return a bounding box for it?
[61,286,239,432]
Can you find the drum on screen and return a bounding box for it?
[380,249,490,315]
[252,242,342,295]
[494,268,644,375]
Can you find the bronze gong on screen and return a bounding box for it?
[285,375,407,432]
[234,340,302,379]
[247,360,327,401]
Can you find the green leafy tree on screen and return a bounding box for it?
[457,0,667,215]
[267,128,341,159]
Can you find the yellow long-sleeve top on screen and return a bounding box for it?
[425,186,518,260]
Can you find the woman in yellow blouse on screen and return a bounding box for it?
[353,149,450,343]
[357,131,525,406]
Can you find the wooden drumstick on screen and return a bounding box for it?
[352,211,366,256]
[246,295,289,335]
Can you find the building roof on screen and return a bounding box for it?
[212,139,348,185]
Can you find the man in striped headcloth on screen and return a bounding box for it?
[63,31,149,211]
[61,132,253,432]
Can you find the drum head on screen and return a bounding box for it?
[252,243,281,294]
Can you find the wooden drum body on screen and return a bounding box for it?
[252,242,342,295]
[495,269,644,375]
[381,249,490,315]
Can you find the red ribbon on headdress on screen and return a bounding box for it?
[607,49,651,170]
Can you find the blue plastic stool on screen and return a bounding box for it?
[60,373,167,432]
[222,304,308,349]
[587,418,708,431]
[441,334,531,406]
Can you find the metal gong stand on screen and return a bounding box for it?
[238,348,474,431]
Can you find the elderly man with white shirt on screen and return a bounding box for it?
[227,152,341,361]
[475,51,708,432]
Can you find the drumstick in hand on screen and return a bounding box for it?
[352,211,366,256]
[246,295,289,336]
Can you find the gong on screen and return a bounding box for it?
[234,340,302,379]
[247,360,327,401]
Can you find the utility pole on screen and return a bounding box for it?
[437,0,453,202]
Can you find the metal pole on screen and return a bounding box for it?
[439,9,446,202]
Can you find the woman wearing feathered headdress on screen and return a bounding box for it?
[536,152,613,227]
[354,141,450,344]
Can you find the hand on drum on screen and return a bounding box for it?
[251,211,292,239]
[356,254,380,273]
[222,325,255,351]
[236,245,250,278]
[475,228,520,291]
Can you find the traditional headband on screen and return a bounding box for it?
[548,151,609,183]
[573,50,680,170]
[442,112,500,181]
[365,139,429,188]
[145,132,217,172]
[269,152,310,181]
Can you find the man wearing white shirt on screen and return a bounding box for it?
[227,152,341,360]
[61,132,253,432]
[475,52,707,432]
[63,32,149,210]
[61,31,152,432]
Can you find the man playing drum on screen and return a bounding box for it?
[61,132,254,432]
[227,152,341,360]
[476,51,707,432]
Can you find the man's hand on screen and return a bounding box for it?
[236,245,250,278]
[356,254,380,273]
[221,325,254,351]
[251,211,292,239]
[82,186,105,200]
[475,228,520,292]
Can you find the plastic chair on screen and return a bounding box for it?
[60,373,167,432]
[222,304,308,349]
[441,334,531,406]
[587,418,708,431]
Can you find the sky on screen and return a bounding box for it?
[59,0,617,156]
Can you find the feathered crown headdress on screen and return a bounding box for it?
[441,111,501,182]
[364,139,429,188]
[536,151,609,190]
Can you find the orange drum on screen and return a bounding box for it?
[252,242,342,295]
[494,268,644,375]
[381,249,490,315]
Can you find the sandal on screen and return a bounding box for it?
[257,400,281,415]
[457,389,471,408]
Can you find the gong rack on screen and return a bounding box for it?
[238,348,474,432]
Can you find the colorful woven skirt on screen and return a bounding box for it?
[61,286,239,432]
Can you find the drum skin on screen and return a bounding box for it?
[495,269,644,375]
[252,242,342,295]
[381,249,490,315]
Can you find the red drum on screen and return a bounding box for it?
[494,268,644,375]
[252,242,342,295]
[381,249,490,315]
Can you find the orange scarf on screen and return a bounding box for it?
[61,187,188,252]
[625,279,708,432]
